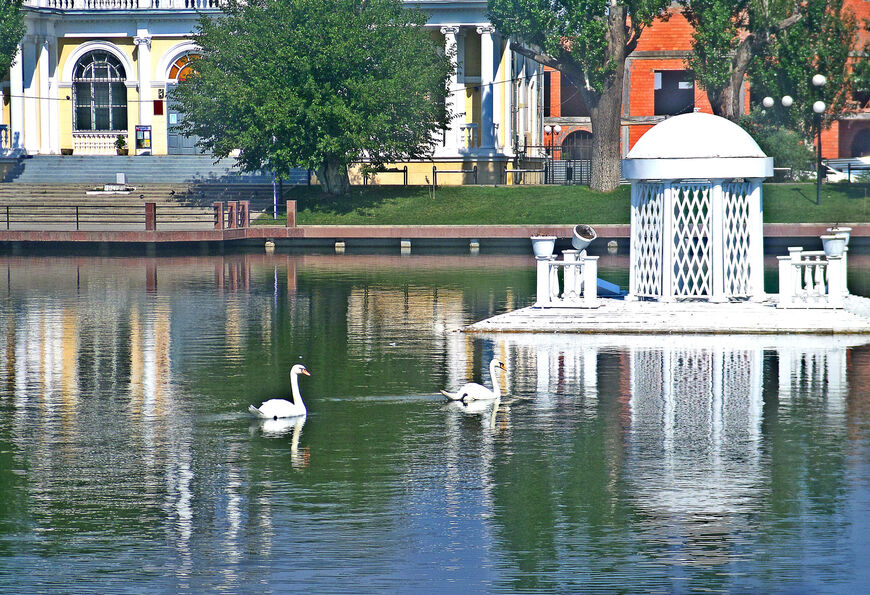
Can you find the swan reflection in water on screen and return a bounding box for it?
[252,415,310,469]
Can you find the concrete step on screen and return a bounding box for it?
[2,155,309,185]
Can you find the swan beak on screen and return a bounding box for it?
[301,369,311,376]
[498,362,507,370]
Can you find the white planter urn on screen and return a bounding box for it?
[821,234,846,257]
[572,224,598,252]
[531,236,557,258]
[827,226,852,246]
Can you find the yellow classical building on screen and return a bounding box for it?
[1,0,545,184]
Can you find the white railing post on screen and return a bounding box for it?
[583,255,599,307]
[561,250,579,302]
[777,256,793,308]
[535,256,554,307]
[842,246,849,294]
[827,255,844,308]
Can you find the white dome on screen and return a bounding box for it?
[627,112,766,159]
[621,112,772,180]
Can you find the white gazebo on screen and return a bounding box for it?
[621,113,773,302]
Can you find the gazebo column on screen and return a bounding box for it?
[711,178,726,302]
[748,177,766,299]
[661,181,675,302]
[627,183,639,301]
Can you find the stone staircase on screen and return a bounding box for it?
[0,156,307,229]
[2,155,309,185]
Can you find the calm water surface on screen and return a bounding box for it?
[1,251,870,592]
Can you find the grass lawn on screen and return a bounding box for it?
[253,182,870,226]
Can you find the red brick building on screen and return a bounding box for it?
[543,2,869,161]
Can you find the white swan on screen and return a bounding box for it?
[441,359,506,404]
[249,364,310,419]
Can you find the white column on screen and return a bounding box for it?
[440,26,461,154]
[22,36,39,153]
[135,33,152,128]
[39,38,50,153]
[711,179,725,302]
[492,34,502,150]
[477,25,495,149]
[628,183,639,300]
[661,181,675,301]
[48,31,60,154]
[9,45,23,150]
[747,178,766,299]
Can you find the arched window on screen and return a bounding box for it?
[168,54,200,83]
[562,130,593,161]
[73,51,127,132]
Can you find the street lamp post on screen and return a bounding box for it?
[762,74,826,205]
[812,74,827,207]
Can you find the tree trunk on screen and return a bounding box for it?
[585,5,628,192]
[587,79,624,192]
[316,159,350,195]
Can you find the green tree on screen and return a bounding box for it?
[747,0,857,137]
[487,0,672,192]
[0,0,25,76]
[172,0,451,195]
[681,0,855,124]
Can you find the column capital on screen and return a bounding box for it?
[476,25,496,36]
[440,25,460,36]
[134,36,152,49]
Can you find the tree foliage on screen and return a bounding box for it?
[0,0,25,76]
[487,0,672,191]
[681,0,857,123]
[748,0,857,137]
[172,0,452,195]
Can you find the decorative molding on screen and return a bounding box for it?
[476,25,495,35]
[440,26,460,36]
[134,36,152,49]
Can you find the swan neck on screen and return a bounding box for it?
[489,361,502,398]
[290,372,304,406]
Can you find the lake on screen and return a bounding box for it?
[1,251,869,592]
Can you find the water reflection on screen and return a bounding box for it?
[1,253,869,591]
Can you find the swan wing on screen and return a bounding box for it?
[455,382,497,402]
[248,404,268,418]
[255,398,303,419]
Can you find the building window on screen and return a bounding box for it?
[560,74,590,117]
[562,130,593,161]
[543,70,551,118]
[654,70,694,116]
[168,53,200,82]
[73,51,127,132]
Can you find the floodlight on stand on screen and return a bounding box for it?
[544,125,552,134]
[554,125,562,134]
[813,101,826,114]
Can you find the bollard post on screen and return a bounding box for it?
[145,202,156,231]
[286,200,297,227]
[213,202,224,229]
[432,165,437,187]
[534,256,554,308]
[227,201,238,229]
[239,201,250,228]
[403,166,408,187]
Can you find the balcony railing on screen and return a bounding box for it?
[777,247,845,309]
[25,0,222,10]
[535,250,600,308]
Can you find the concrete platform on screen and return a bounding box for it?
[463,295,870,335]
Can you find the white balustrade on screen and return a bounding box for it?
[535,250,599,308]
[777,247,844,309]
[72,132,119,155]
[459,124,478,151]
[27,0,222,9]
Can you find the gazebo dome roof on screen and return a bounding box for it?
[627,112,766,159]
[622,112,772,180]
